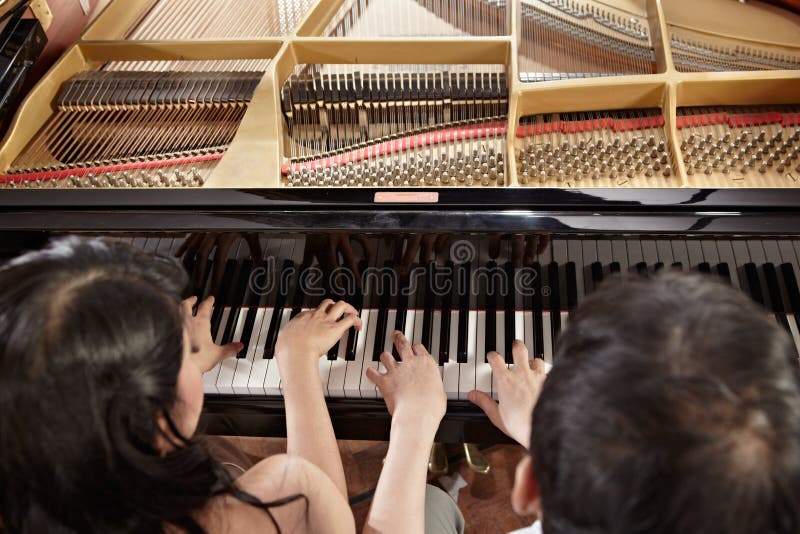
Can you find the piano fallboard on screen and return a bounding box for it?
[0,188,800,234]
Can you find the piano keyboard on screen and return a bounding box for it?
[116,235,800,402]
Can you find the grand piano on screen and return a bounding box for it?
[0,0,798,444]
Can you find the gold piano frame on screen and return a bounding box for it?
[0,0,797,188]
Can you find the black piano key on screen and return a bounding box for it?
[671,262,683,271]
[195,258,214,299]
[565,261,578,313]
[439,261,454,364]
[457,262,470,364]
[609,261,621,274]
[717,263,732,285]
[373,261,393,361]
[654,262,665,272]
[744,263,764,306]
[504,262,515,364]
[780,263,800,332]
[548,261,561,342]
[263,259,294,359]
[184,255,197,286]
[237,261,262,358]
[420,262,435,351]
[636,261,648,276]
[322,272,342,361]
[392,276,410,361]
[591,261,604,287]
[345,260,367,361]
[532,262,544,360]
[210,259,237,336]
[289,269,306,319]
[698,262,711,274]
[222,260,253,345]
[485,261,497,359]
[763,263,793,336]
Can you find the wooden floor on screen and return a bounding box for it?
[209,436,535,533]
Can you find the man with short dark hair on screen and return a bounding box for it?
[465,273,800,534]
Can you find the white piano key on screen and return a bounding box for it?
[625,239,644,270]
[515,310,525,346]
[403,308,416,345]
[360,308,381,399]
[384,310,398,352]
[327,330,350,398]
[611,240,629,272]
[787,317,800,357]
[203,307,230,394]
[475,310,489,396]
[375,310,399,397]
[495,309,511,400]
[582,240,598,293]
[264,309,292,396]
[460,310,479,400]
[686,240,704,269]
[746,240,767,264]
[542,312,553,365]
[344,308,371,399]
[567,239,585,300]
[247,307,275,394]
[156,236,176,256]
[496,309,506,361]
[731,241,751,271]
[597,240,613,267]
[522,310,534,359]
[763,240,781,264]
[231,307,265,394]
[215,307,249,394]
[412,310,424,345]
[655,239,674,265]
[641,240,658,268]
[714,240,740,287]
[443,309,460,399]
[700,239,720,266]
[671,240,690,271]
[430,310,442,377]
[552,240,569,267]
[779,240,800,266]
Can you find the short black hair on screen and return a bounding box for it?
[531,273,800,534]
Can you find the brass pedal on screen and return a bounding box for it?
[428,442,448,476]
[463,443,491,474]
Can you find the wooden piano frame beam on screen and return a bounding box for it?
[0,0,797,188]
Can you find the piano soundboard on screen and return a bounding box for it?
[0,0,796,189]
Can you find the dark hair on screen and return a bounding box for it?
[531,273,800,534]
[0,237,301,533]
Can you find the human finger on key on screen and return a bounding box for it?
[392,330,415,360]
[327,300,357,320]
[511,339,530,369]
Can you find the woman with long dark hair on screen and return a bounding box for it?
[0,237,360,533]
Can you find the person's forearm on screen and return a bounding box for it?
[281,363,348,499]
[364,415,438,534]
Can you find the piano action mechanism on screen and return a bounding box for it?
[0,0,796,189]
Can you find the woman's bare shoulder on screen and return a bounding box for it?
[198,454,355,534]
